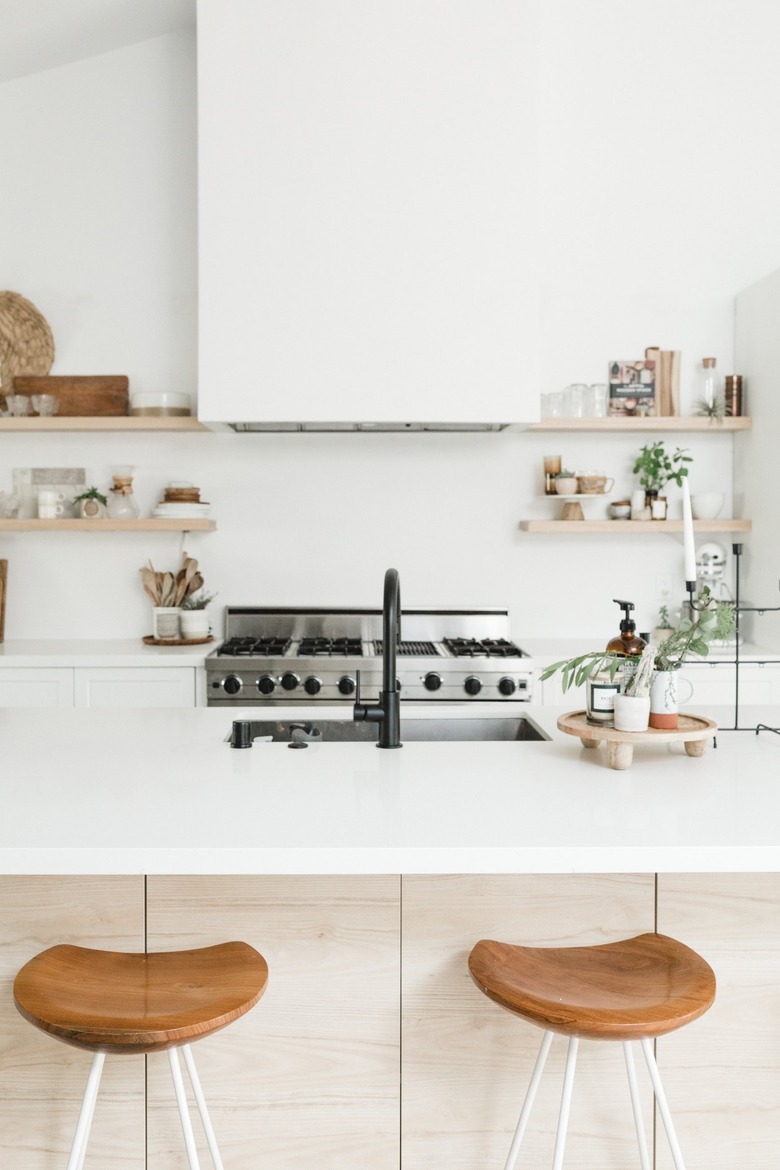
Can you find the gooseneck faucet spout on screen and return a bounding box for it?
[353,567,402,748]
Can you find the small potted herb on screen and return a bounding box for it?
[72,487,108,519]
[554,468,578,495]
[632,442,691,516]
[180,590,218,639]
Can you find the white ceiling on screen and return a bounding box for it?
[0,0,195,83]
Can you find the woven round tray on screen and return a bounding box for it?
[0,291,55,398]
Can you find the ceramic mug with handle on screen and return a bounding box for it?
[649,669,694,729]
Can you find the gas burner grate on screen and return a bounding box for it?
[218,636,292,656]
[297,637,363,657]
[375,640,439,656]
[443,637,523,658]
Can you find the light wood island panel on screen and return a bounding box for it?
[0,876,145,1169]
[401,874,655,1170]
[145,875,400,1170]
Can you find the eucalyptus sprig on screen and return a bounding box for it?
[539,650,628,693]
[653,587,736,671]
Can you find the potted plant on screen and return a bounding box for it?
[632,442,692,516]
[653,604,674,645]
[554,468,578,495]
[540,649,629,725]
[180,589,218,639]
[649,588,736,728]
[72,486,108,519]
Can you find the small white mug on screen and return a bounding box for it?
[38,504,65,519]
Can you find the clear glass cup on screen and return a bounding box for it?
[563,383,587,418]
[540,391,565,418]
[30,393,59,417]
[5,394,30,416]
[587,383,608,417]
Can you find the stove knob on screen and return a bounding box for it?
[304,676,322,696]
[464,675,482,696]
[498,676,516,696]
[257,675,276,695]
[222,675,243,696]
[424,672,443,692]
[338,675,356,696]
[281,672,300,692]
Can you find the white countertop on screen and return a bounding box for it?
[0,639,213,667]
[3,703,780,875]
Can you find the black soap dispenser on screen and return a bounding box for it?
[607,599,647,658]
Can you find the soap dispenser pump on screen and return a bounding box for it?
[607,599,647,658]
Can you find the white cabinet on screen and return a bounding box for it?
[0,667,74,708]
[197,0,540,426]
[685,661,780,711]
[74,667,196,709]
[0,667,197,708]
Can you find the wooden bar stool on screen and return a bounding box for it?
[468,932,715,1170]
[14,941,269,1170]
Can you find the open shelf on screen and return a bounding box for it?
[529,416,752,433]
[0,519,216,532]
[519,519,752,533]
[0,417,208,432]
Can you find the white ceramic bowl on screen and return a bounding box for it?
[691,492,724,520]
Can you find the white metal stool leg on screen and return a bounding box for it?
[623,1041,651,1170]
[639,1037,687,1170]
[551,1036,578,1170]
[503,1030,554,1170]
[65,1052,105,1170]
[182,1043,226,1170]
[169,1046,203,1170]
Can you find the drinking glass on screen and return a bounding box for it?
[543,455,562,495]
[563,383,587,418]
[587,383,608,417]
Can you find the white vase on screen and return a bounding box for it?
[180,609,210,639]
[649,669,693,729]
[614,693,651,732]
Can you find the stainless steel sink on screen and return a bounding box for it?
[228,716,549,745]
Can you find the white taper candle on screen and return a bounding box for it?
[682,477,696,583]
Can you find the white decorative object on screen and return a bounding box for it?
[681,478,696,582]
[180,609,210,639]
[613,694,651,732]
[690,492,724,520]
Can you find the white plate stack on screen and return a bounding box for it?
[152,482,210,519]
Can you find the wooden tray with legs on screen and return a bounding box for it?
[557,711,717,771]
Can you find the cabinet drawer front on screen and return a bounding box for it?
[0,668,74,707]
[74,667,195,708]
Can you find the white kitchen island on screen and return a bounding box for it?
[2,705,778,1170]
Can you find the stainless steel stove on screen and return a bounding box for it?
[206,607,533,706]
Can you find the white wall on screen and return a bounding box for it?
[0,7,776,644]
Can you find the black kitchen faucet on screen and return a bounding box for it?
[353,567,402,748]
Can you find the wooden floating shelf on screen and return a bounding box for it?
[520,519,752,533]
[0,519,216,532]
[528,416,752,433]
[0,417,208,432]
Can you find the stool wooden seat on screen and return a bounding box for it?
[14,941,268,1170]
[468,932,715,1170]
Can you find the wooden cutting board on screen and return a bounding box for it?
[12,375,129,416]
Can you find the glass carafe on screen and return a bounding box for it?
[106,466,140,519]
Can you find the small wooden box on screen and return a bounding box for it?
[13,375,129,416]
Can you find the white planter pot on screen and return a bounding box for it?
[180,610,210,639]
[649,669,694,730]
[614,694,651,732]
[152,606,181,641]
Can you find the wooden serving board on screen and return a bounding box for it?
[143,635,214,647]
[557,710,717,770]
[13,375,129,416]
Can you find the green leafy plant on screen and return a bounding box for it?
[72,486,108,506]
[180,589,217,611]
[694,395,725,421]
[653,588,736,671]
[555,468,575,478]
[657,604,672,630]
[539,650,628,693]
[632,442,692,493]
